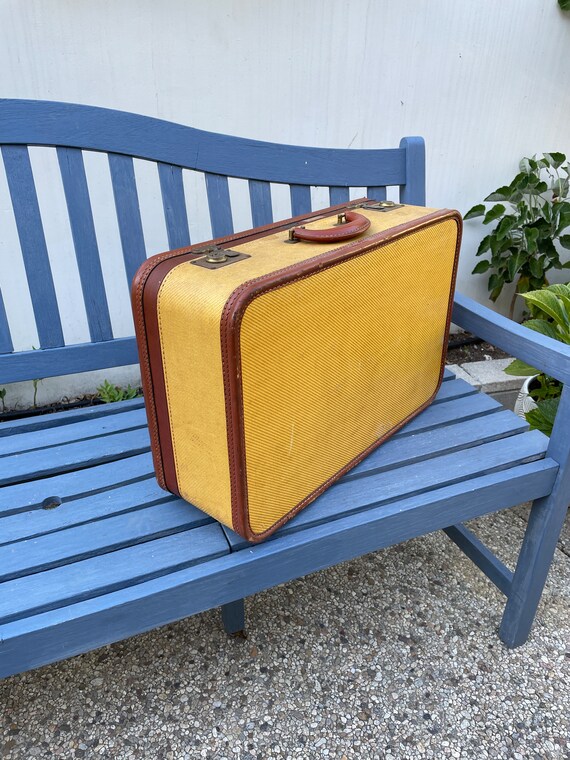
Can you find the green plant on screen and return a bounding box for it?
[465,153,570,318]
[0,388,6,413]
[97,380,139,403]
[560,0,570,11]
[504,283,570,435]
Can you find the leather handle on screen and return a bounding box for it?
[290,211,371,243]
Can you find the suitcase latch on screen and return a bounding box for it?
[191,246,250,269]
[357,200,404,212]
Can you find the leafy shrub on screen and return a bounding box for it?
[465,153,570,317]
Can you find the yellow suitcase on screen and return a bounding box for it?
[132,199,462,541]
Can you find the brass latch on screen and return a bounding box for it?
[357,200,404,212]
[191,245,250,269]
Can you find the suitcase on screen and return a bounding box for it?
[132,199,462,542]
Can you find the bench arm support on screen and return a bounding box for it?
[452,292,570,385]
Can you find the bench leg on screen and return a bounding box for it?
[221,599,245,635]
[499,490,568,649]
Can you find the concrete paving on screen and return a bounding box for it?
[448,359,529,410]
[1,506,568,759]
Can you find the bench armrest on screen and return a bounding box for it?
[452,292,570,385]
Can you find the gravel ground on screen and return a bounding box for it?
[1,506,569,760]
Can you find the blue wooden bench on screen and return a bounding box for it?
[0,100,568,679]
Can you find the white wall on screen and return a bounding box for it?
[1,0,570,407]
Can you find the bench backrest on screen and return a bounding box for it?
[0,99,425,384]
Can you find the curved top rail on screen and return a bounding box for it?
[0,99,409,187]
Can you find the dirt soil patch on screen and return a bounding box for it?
[446,331,509,365]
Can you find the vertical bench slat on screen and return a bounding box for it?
[205,173,234,238]
[157,163,191,249]
[57,148,113,343]
[108,154,148,285]
[248,180,273,227]
[1,146,64,348]
[366,186,387,201]
[0,289,13,354]
[329,187,350,206]
[290,185,312,216]
[399,137,426,205]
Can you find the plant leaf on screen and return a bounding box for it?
[523,319,562,341]
[464,204,485,220]
[495,215,516,240]
[524,226,539,254]
[521,289,569,329]
[472,260,490,274]
[483,204,506,224]
[484,186,512,202]
[528,256,544,279]
[506,253,522,282]
[476,235,492,256]
[525,397,560,437]
[559,235,570,250]
[504,359,538,376]
[544,151,566,168]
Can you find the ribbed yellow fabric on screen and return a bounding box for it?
[239,219,458,534]
[156,205,446,531]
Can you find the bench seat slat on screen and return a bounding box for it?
[0,404,523,545]
[344,409,528,481]
[0,502,212,582]
[0,379,496,513]
[0,428,151,486]
[0,452,154,515]
[0,398,145,438]
[223,430,549,549]
[0,408,146,455]
[0,523,229,625]
[0,458,557,679]
[0,479,177,547]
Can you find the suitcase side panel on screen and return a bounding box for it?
[222,212,462,541]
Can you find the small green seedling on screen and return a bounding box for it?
[97,380,139,403]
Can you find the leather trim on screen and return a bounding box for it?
[131,198,368,496]
[220,209,463,542]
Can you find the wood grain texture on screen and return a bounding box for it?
[0,458,557,678]
[248,180,273,227]
[57,147,113,342]
[205,173,234,237]
[0,337,140,384]
[0,100,408,186]
[453,292,570,385]
[108,153,148,285]
[158,162,191,249]
[444,523,513,596]
[499,383,570,647]
[1,145,64,348]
